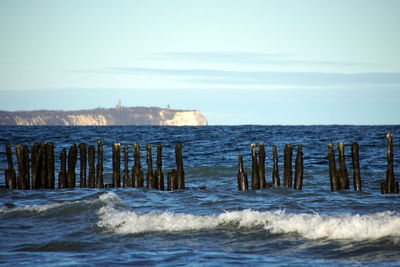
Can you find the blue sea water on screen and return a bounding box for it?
[0,125,400,266]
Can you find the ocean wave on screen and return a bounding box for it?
[97,193,400,241]
[0,202,66,214]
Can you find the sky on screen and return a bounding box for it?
[0,0,399,125]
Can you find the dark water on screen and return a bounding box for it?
[1,125,400,266]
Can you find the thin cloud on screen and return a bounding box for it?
[108,67,400,87]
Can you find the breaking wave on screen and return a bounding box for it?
[97,193,400,241]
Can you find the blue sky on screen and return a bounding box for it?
[0,0,399,125]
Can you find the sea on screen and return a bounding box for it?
[0,125,399,266]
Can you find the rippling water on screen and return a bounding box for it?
[1,125,400,266]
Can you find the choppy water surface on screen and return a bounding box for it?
[1,125,400,266]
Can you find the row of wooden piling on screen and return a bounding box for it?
[3,141,185,191]
[237,143,304,191]
[327,133,399,194]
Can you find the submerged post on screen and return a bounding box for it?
[58,148,67,189]
[251,143,259,190]
[272,145,280,186]
[337,142,349,190]
[294,145,303,190]
[167,169,178,191]
[237,154,248,191]
[351,143,362,191]
[283,144,293,188]
[381,133,399,194]
[96,140,104,188]
[155,144,164,190]
[258,142,268,189]
[78,143,87,188]
[175,144,185,190]
[88,145,96,188]
[123,144,130,187]
[5,144,16,189]
[146,144,155,189]
[132,144,144,187]
[112,142,121,188]
[328,143,340,191]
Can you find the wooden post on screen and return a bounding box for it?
[88,145,95,188]
[337,142,349,190]
[78,143,87,188]
[155,144,164,190]
[22,145,30,189]
[67,144,77,188]
[132,144,144,187]
[381,133,399,194]
[251,143,259,190]
[31,144,39,189]
[112,142,121,188]
[15,144,28,190]
[39,142,48,189]
[46,142,55,189]
[283,144,293,188]
[351,143,362,191]
[175,144,185,190]
[146,144,155,189]
[294,145,303,190]
[4,144,16,189]
[167,169,178,191]
[123,144,130,187]
[258,142,267,189]
[58,148,67,189]
[272,145,280,186]
[237,154,248,191]
[96,140,104,188]
[328,143,340,191]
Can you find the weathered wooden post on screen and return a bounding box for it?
[258,142,267,189]
[146,144,155,189]
[58,148,67,189]
[155,144,164,190]
[39,142,48,189]
[237,154,248,191]
[381,133,399,194]
[22,145,30,189]
[4,144,16,189]
[351,143,362,191]
[15,144,28,190]
[337,142,349,190]
[96,140,104,188]
[78,143,87,188]
[272,145,280,186]
[123,144,130,187]
[112,142,121,188]
[132,144,144,187]
[175,144,185,190]
[88,145,95,188]
[251,143,259,190]
[294,145,303,190]
[67,144,77,188]
[283,144,293,188]
[328,143,340,191]
[31,144,39,189]
[167,169,178,191]
[46,142,55,189]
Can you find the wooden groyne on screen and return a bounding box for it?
[3,141,185,191]
[237,133,398,194]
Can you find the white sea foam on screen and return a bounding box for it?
[98,193,400,241]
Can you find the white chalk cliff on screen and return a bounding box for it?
[0,107,208,126]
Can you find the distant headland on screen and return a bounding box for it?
[0,104,208,126]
